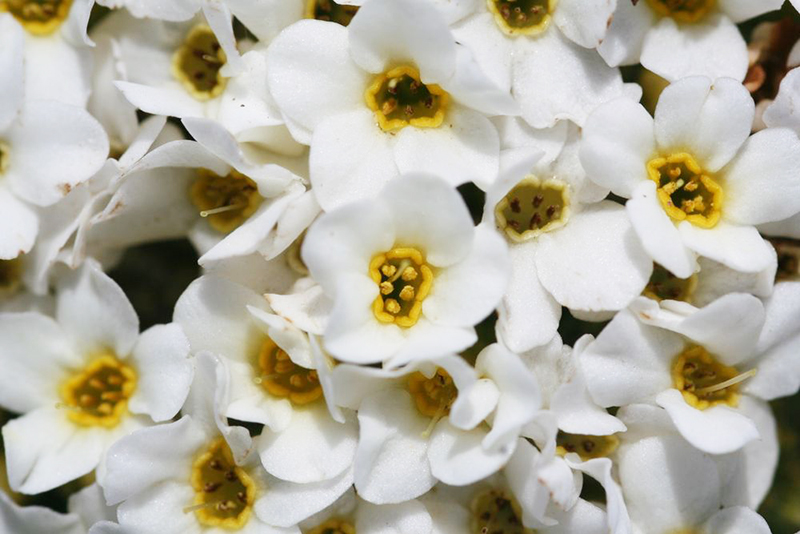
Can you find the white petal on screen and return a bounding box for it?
[580,309,680,407]
[0,492,84,534]
[386,319,477,369]
[264,284,330,338]
[428,420,514,485]
[355,499,433,534]
[116,481,202,534]
[550,371,627,436]
[23,33,92,108]
[692,255,776,308]
[536,202,652,312]
[627,180,697,278]
[443,45,518,117]
[703,506,771,534]
[0,188,38,260]
[0,15,23,131]
[722,128,800,225]
[597,0,656,67]
[640,15,748,82]
[656,389,760,455]
[113,81,205,119]
[393,106,500,192]
[763,68,800,133]
[579,97,654,198]
[56,260,139,358]
[354,389,435,504]
[347,0,456,82]
[717,0,783,23]
[654,76,753,172]
[258,404,357,483]
[678,220,774,274]
[451,12,514,93]
[448,378,499,430]
[128,324,193,422]
[308,110,399,211]
[124,139,228,177]
[503,440,557,527]
[566,457,631,534]
[7,101,109,207]
[266,20,368,138]
[67,482,116,526]
[553,0,617,49]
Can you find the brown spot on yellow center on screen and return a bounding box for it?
[495,176,569,242]
[556,432,619,461]
[470,489,535,534]
[190,437,256,530]
[647,153,722,228]
[370,247,433,328]
[306,518,356,534]
[0,0,71,34]
[487,0,554,36]
[645,0,715,24]
[671,345,756,410]
[408,368,458,418]
[365,66,448,132]
[304,0,359,26]
[643,263,697,303]
[172,25,228,101]
[60,353,136,428]
[190,168,263,234]
[257,337,323,406]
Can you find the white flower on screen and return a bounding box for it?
[581,76,800,278]
[615,403,776,534]
[599,0,783,82]
[302,173,509,367]
[0,16,108,260]
[0,260,193,494]
[487,124,652,352]
[435,0,640,129]
[266,0,516,209]
[581,289,800,455]
[329,344,540,503]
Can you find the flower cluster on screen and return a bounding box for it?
[1,0,800,533]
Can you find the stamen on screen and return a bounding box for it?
[370,248,433,328]
[199,203,248,217]
[365,65,448,132]
[255,337,323,405]
[695,369,757,395]
[495,176,569,243]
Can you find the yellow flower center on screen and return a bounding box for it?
[646,153,722,229]
[470,489,535,534]
[408,368,458,418]
[556,432,620,461]
[256,337,323,406]
[771,238,800,282]
[0,0,71,35]
[370,247,433,328]
[645,0,715,24]
[189,437,256,530]
[304,0,358,26]
[190,169,263,234]
[172,25,228,101]
[495,176,569,243]
[671,345,757,410]
[365,65,449,133]
[60,353,136,428]
[306,518,356,534]
[643,263,697,303]
[0,258,22,299]
[487,0,556,37]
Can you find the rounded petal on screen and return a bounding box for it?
[722,128,800,225]
[678,220,775,274]
[393,107,500,192]
[763,68,800,133]
[597,0,656,67]
[7,101,109,207]
[536,202,652,312]
[552,0,617,49]
[0,15,23,131]
[579,97,654,198]
[640,15,748,82]
[428,420,513,485]
[23,33,92,108]
[656,389,760,455]
[451,12,514,92]
[0,492,83,534]
[654,76,754,172]
[717,0,783,23]
[703,506,771,534]
[355,499,433,534]
[347,0,456,82]
[116,481,202,534]
[113,81,205,120]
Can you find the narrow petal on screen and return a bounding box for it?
[0,189,38,260]
[113,81,205,119]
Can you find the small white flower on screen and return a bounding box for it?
[302,173,510,367]
[0,260,193,494]
[599,0,783,82]
[581,76,800,278]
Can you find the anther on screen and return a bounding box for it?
[399,285,415,301]
[384,299,401,314]
[380,281,394,295]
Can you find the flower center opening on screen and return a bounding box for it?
[646,153,722,228]
[0,0,72,35]
[304,0,358,26]
[487,0,555,37]
[0,258,22,298]
[255,337,323,406]
[643,263,697,302]
[59,353,136,428]
[370,247,433,328]
[188,437,256,530]
[190,168,263,234]
[645,0,714,24]
[172,25,228,101]
[470,489,535,534]
[770,238,800,282]
[495,176,569,243]
[408,368,457,418]
[306,518,356,534]
[365,66,449,132]
[556,432,619,461]
[671,345,756,410]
